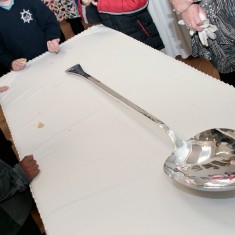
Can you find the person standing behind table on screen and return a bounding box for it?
[0,106,42,235]
[78,0,165,51]
[43,0,85,43]
[0,0,61,77]
[171,0,235,87]
[0,155,42,235]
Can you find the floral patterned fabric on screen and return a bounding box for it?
[42,0,80,22]
[192,0,235,73]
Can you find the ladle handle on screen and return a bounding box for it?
[66,64,176,144]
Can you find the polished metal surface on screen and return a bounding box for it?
[66,64,235,192]
[164,128,235,191]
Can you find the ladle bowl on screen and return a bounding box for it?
[66,64,235,192]
[164,128,235,191]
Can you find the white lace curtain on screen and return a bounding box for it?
[148,0,192,58]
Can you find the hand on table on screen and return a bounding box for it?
[19,155,40,180]
[47,38,60,53]
[11,58,27,71]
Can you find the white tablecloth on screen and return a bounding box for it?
[1,25,235,235]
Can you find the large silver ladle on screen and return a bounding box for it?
[66,64,235,192]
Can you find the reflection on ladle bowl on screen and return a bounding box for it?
[164,128,235,191]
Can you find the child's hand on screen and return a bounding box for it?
[82,0,92,6]
[19,155,40,180]
[0,86,9,92]
[11,58,27,71]
[91,0,98,6]
[47,38,60,53]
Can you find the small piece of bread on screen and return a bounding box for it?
[19,58,27,64]
[37,122,45,128]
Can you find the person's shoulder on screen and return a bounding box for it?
[20,0,43,6]
[15,0,34,6]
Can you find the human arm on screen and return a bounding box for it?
[0,44,26,71]
[34,0,61,52]
[79,0,101,24]
[30,0,61,47]
[0,37,15,70]
[171,0,200,14]
[0,38,27,71]
[181,4,207,32]
[47,39,60,53]
[0,155,39,202]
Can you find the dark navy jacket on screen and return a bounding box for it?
[0,0,60,69]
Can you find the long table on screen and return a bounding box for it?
[1,25,235,235]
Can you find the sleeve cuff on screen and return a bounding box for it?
[13,164,31,185]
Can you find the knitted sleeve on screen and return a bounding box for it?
[30,0,61,41]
